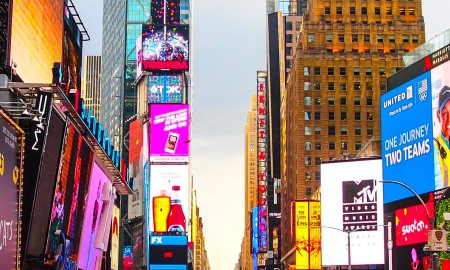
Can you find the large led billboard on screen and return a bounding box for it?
[321,159,385,266]
[395,202,433,247]
[149,235,187,269]
[0,109,24,269]
[141,24,189,71]
[148,74,184,104]
[381,47,450,203]
[150,0,181,25]
[149,104,190,163]
[293,201,321,270]
[148,165,189,233]
[78,162,115,270]
[111,205,120,270]
[252,206,259,270]
[128,119,144,219]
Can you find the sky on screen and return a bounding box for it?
[72,0,450,269]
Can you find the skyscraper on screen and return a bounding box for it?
[82,55,102,120]
[280,0,426,265]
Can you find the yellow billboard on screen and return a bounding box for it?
[294,201,321,270]
[111,205,120,269]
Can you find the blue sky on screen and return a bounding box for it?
[72,0,450,269]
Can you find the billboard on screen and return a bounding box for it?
[321,159,385,266]
[381,51,450,203]
[149,104,190,163]
[293,201,321,270]
[148,74,184,104]
[148,235,187,269]
[46,124,94,260]
[0,109,24,269]
[141,24,189,71]
[111,205,120,270]
[128,119,144,219]
[150,0,181,25]
[395,202,433,247]
[78,162,115,270]
[252,207,259,270]
[148,165,189,233]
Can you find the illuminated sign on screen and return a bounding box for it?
[149,235,187,269]
[252,206,259,270]
[149,104,190,163]
[257,72,268,251]
[148,74,183,104]
[395,202,433,246]
[141,24,189,71]
[128,119,144,219]
[151,0,181,25]
[111,205,120,269]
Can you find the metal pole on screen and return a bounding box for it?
[347,230,351,270]
[387,222,393,270]
[432,252,439,270]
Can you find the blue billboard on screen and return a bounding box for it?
[381,58,450,203]
[252,206,258,270]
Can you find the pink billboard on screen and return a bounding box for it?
[149,104,190,163]
[77,162,115,270]
[395,202,434,247]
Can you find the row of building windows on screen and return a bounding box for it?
[306,33,419,44]
[304,66,393,76]
[324,6,415,16]
[304,81,385,92]
[304,97,373,110]
[304,125,374,136]
[305,140,367,152]
[306,110,373,122]
[305,171,321,181]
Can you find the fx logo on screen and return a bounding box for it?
[151,237,163,244]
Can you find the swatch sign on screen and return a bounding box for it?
[395,202,434,246]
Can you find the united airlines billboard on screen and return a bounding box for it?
[381,53,450,203]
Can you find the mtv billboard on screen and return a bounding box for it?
[381,59,450,202]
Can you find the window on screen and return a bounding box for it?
[355,127,362,135]
[367,97,373,106]
[379,67,386,76]
[355,142,362,151]
[367,112,373,120]
[328,112,335,120]
[308,34,315,42]
[367,127,374,135]
[341,127,348,135]
[314,98,321,105]
[350,6,356,14]
[353,67,360,76]
[314,67,321,75]
[389,35,395,43]
[306,172,312,181]
[328,82,335,91]
[286,34,293,43]
[408,8,415,15]
[338,34,344,42]
[354,82,361,91]
[314,112,321,120]
[403,35,409,42]
[286,21,293,30]
[304,81,311,91]
[386,7,392,15]
[315,142,321,150]
[352,34,358,42]
[315,172,321,181]
[315,157,322,165]
[412,35,419,43]
[305,156,312,166]
[380,81,387,90]
[305,111,311,120]
[328,126,335,135]
[336,6,342,14]
[341,112,347,120]
[364,35,370,42]
[305,97,312,105]
[314,127,321,135]
[361,7,367,14]
[354,97,361,105]
[375,7,380,14]
[314,82,321,90]
[377,35,384,42]
[327,67,334,75]
[365,67,372,76]
[340,83,347,91]
[326,34,333,42]
[305,126,312,135]
[341,142,348,150]
[355,112,361,120]
[304,67,311,76]
[399,7,405,15]
[306,141,312,150]
[328,97,335,105]
[329,142,336,150]
[367,82,373,90]
[340,97,347,105]
[306,187,312,196]
[325,7,331,14]
[339,67,346,76]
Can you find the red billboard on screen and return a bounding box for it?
[395,202,434,246]
[0,109,24,269]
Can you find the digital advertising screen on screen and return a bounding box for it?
[381,45,450,203]
[78,162,115,270]
[252,206,259,270]
[128,119,144,219]
[293,201,321,270]
[111,205,120,270]
[141,24,189,71]
[395,202,434,247]
[46,124,94,259]
[150,0,181,25]
[0,110,24,269]
[148,74,184,104]
[394,243,430,270]
[321,159,385,266]
[148,165,189,233]
[149,235,187,269]
[149,104,190,163]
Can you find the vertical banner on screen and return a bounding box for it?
[128,119,144,219]
[111,205,121,269]
[294,201,321,270]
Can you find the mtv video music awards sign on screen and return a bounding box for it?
[381,60,450,202]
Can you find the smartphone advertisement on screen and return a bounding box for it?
[149,104,190,163]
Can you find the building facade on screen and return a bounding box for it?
[281,0,426,262]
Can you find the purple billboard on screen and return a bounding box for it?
[149,104,190,163]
